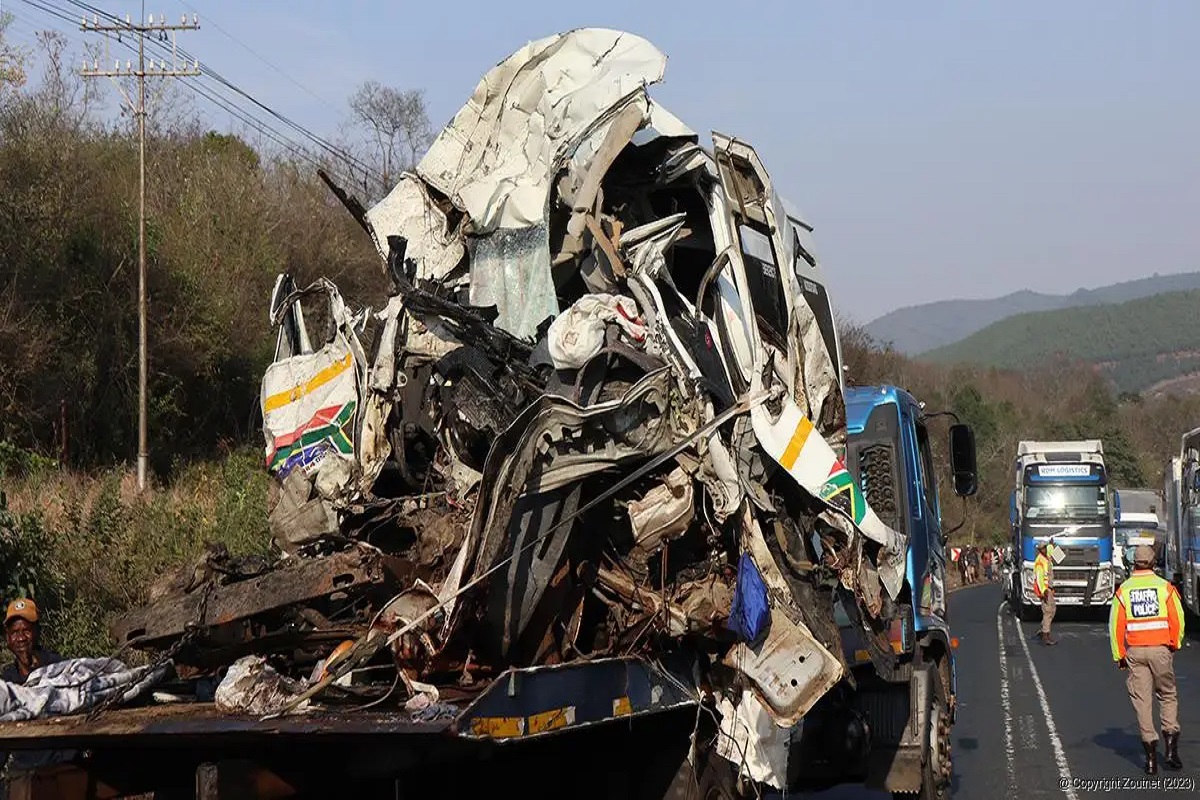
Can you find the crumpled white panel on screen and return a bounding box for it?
[364,175,465,285]
[416,28,667,233]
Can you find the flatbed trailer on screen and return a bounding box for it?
[0,657,703,800]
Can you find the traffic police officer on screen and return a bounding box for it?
[1109,544,1185,775]
[1033,540,1056,645]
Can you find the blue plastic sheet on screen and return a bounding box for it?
[728,552,770,643]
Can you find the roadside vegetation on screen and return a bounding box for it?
[2,22,1199,659]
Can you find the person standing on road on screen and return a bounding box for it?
[1109,544,1185,775]
[1033,540,1057,645]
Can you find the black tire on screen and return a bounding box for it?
[893,668,951,800]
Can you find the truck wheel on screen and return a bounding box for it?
[893,670,951,800]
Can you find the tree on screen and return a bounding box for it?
[348,81,432,196]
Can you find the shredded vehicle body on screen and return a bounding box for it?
[97,28,917,794]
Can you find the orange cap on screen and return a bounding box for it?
[5,598,38,626]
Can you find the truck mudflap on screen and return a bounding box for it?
[781,662,946,794]
[868,662,950,796]
[454,656,698,741]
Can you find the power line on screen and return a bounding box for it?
[63,0,375,182]
[14,0,365,189]
[177,0,343,118]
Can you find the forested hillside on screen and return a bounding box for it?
[865,272,1200,355]
[920,289,1200,395]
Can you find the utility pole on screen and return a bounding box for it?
[81,7,199,492]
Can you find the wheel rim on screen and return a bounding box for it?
[930,698,952,794]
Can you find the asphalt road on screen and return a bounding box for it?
[806,581,1200,798]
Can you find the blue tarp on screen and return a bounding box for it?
[728,552,770,643]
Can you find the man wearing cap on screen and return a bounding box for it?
[1109,544,1186,775]
[2,599,62,684]
[1,598,72,788]
[1033,540,1057,645]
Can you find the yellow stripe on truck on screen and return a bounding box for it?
[263,352,354,413]
[469,716,525,737]
[527,706,576,734]
[780,417,814,470]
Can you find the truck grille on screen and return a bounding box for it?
[1050,566,1112,602]
[1052,567,1095,595]
[1058,545,1100,568]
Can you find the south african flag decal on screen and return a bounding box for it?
[267,401,357,476]
[819,460,866,525]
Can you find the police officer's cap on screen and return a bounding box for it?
[1134,544,1155,566]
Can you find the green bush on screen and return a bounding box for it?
[1,447,273,660]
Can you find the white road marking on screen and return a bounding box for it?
[1013,606,1079,800]
[995,602,1018,796]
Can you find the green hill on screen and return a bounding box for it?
[864,271,1200,354]
[919,289,1200,394]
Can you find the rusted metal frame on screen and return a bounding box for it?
[110,549,406,648]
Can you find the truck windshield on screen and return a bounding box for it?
[1023,485,1107,520]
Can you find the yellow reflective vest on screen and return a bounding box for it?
[1109,570,1185,661]
[1033,552,1052,598]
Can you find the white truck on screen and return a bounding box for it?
[1009,440,1120,618]
[1112,488,1165,582]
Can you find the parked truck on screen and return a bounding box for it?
[1112,488,1165,582]
[1009,440,1120,618]
[1164,429,1200,617]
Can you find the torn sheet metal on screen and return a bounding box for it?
[364,174,465,285]
[716,689,793,790]
[451,368,676,655]
[408,29,666,340]
[416,29,666,233]
[722,607,843,729]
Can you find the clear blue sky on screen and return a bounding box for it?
[7,0,1198,323]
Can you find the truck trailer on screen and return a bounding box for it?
[1009,440,1119,618]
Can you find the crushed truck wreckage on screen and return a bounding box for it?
[107,28,914,791]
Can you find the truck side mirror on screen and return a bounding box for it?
[1113,489,1121,523]
[1010,490,1017,525]
[949,423,977,497]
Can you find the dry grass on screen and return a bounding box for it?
[0,447,272,658]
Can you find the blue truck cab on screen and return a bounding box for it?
[799,384,974,799]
